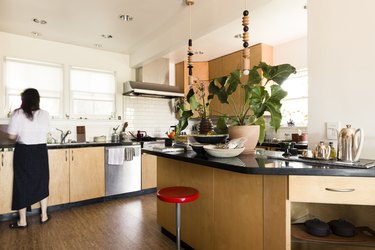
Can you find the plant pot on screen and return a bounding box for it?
[228,125,260,155]
[199,118,213,134]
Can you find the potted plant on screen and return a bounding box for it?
[175,79,213,135]
[208,62,296,153]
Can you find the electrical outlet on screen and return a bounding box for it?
[326,122,340,140]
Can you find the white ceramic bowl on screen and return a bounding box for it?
[203,145,245,158]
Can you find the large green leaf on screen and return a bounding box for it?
[254,116,266,144]
[175,110,194,135]
[214,116,229,134]
[246,67,262,86]
[226,70,241,95]
[249,86,269,118]
[259,62,296,85]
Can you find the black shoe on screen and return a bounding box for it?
[40,215,51,224]
[9,222,28,229]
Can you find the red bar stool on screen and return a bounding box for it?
[157,186,199,250]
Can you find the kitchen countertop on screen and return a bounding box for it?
[142,147,375,177]
[0,141,140,150]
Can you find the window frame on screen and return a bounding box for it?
[3,57,64,118]
[281,69,308,127]
[69,66,117,119]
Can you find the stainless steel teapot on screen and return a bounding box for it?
[337,125,364,162]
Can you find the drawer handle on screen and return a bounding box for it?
[325,188,355,192]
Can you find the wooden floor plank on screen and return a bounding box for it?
[0,193,175,250]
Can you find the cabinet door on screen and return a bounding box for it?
[0,152,13,214]
[141,153,157,189]
[69,147,105,202]
[48,149,70,206]
[208,57,223,80]
[222,51,242,76]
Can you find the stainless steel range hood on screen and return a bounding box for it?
[123,81,184,99]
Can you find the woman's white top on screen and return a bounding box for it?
[8,109,50,145]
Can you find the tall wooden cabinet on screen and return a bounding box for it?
[0,151,13,214]
[175,61,209,95]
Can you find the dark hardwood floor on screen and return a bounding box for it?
[0,193,176,250]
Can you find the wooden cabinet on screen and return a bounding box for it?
[141,153,157,189]
[289,176,375,205]
[48,149,70,206]
[0,151,13,214]
[157,157,287,250]
[208,43,273,117]
[175,61,209,95]
[69,147,105,202]
[48,147,105,204]
[289,176,375,250]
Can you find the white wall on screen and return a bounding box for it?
[308,0,375,158]
[0,32,179,140]
[274,36,307,70]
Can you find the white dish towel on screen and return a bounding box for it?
[107,147,125,165]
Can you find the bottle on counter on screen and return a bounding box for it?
[329,141,337,160]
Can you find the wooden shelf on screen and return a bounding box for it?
[292,224,375,247]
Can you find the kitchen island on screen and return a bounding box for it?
[142,148,375,250]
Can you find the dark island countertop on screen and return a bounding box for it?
[142,147,375,178]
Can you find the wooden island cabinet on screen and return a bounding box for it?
[141,153,157,189]
[157,157,288,250]
[150,150,375,250]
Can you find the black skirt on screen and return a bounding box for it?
[12,143,49,210]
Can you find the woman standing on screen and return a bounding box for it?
[7,88,50,228]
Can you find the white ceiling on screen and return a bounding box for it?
[0,0,307,67]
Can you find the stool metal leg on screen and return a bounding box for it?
[176,203,181,250]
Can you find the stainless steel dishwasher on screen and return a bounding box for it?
[105,144,141,196]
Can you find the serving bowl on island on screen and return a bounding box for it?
[189,134,228,144]
[203,144,245,158]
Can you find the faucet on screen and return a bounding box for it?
[56,128,71,144]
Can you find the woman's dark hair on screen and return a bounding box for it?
[19,88,40,120]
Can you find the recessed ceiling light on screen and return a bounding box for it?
[33,18,47,24]
[119,14,133,22]
[31,31,42,36]
[94,44,103,48]
[101,34,113,39]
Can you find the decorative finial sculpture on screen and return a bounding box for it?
[186,0,195,86]
[242,8,250,75]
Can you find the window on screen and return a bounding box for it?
[4,57,63,117]
[70,67,116,118]
[281,69,308,126]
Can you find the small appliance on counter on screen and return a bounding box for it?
[111,125,120,142]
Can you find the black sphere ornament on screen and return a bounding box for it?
[243,26,249,32]
[243,42,249,48]
[243,10,249,16]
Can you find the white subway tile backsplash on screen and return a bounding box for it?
[123,96,178,137]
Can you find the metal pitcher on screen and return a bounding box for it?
[337,125,364,162]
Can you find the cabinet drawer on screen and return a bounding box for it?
[289,176,375,205]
